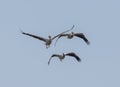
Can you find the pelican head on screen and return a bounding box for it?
[62,53,66,58]
[71,32,74,35]
[62,53,65,56]
[48,35,52,39]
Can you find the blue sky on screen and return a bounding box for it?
[0,0,120,87]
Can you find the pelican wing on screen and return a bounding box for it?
[48,54,60,65]
[56,33,71,41]
[21,31,47,42]
[48,57,53,65]
[54,34,71,46]
[52,25,74,40]
[58,33,70,38]
[74,33,90,45]
[65,52,81,62]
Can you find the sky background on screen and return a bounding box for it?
[0,0,120,87]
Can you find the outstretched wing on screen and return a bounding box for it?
[21,30,47,42]
[54,25,74,46]
[52,25,74,40]
[65,52,81,62]
[48,54,60,65]
[74,33,90,45]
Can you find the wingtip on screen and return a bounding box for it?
[19,28,24,34]
[48,58,51,65]
[78,58,81,62]
[87,41,90,45]
[48,61,51,65]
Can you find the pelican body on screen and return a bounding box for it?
[48,52,81,65]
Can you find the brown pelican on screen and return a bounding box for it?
[55,32,90,45]
[20,25,74,48]
[48,52,81,65]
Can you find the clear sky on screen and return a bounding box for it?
[0,0,120,87]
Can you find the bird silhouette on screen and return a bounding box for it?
[48,52,81,65]
[21,25,74,48]
[55,32,90,46]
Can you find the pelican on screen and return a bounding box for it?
[55,32,90,45]
[21,25,74,48]
[48,52,81,65]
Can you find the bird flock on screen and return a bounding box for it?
[21,25,90,65]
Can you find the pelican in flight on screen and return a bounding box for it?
[48,52,81,65]
[20,25,74,48]
[55,32,90,45]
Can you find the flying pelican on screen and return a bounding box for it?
[55,32,90,45]
[48,52,81,65]
[20,25,74,48]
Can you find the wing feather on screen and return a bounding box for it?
[52,25,74,40]
[21,31,47,42]
[48,54,60,65]
[65,52,81,62]
[74,33,90,45]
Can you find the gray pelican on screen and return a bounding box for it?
[48,52,81,65]
[55,32,90,45]
[20,25,74,48]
